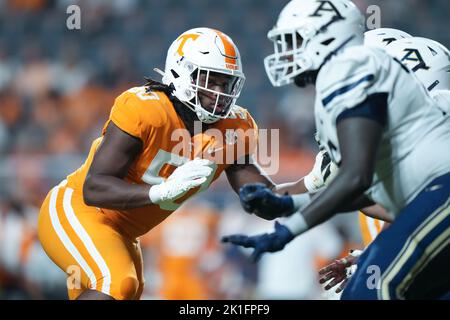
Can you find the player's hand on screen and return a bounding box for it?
[239,183,295,220]
[221,221,295,262]
[318,250,362,293]
[304,150,339,193]
[149,158,213,204]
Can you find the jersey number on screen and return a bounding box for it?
[130,88,217,210]
[141,149,217,211]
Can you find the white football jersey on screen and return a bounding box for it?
[431,89,450,115]
[314,45,450,216]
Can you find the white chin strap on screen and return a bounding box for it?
[195,106,221,124]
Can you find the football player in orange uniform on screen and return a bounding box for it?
[38,28,286,300]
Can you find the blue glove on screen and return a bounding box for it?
[239,183,294,220]
[222,221,295,262]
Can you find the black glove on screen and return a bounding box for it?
[239,183,294,220]
[222,221,295,262]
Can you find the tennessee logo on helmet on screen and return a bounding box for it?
[176,33,200,56]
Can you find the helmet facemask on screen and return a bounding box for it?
[178,62,245,124]
[194,69,245,123]
[264,29,314,87]
[264,20,344,87]
[264,0,365,87]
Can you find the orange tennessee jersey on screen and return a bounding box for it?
[65,86,258,238]
[358,211,385,246]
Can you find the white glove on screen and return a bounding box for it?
[304,150,338,193]
[149,158,213,204]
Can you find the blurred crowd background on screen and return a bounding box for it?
[0,0,448,299]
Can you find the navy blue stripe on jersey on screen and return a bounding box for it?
[336,93,388,127]
[322,74,375,107]
[341,172,450,300]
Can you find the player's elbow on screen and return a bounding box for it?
[344,167,373,194]
[353,172,373,193]
[83,174,99,207]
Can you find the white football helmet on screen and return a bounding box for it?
[264,0,365,87]
[160,27,245,124]
[386,37,450,91]
[364,28,412,49]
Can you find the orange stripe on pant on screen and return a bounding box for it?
[359,212,385,247]
[38,183,145,300]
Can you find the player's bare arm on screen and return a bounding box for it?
[300,115,383,228]
[83,121,151,209]
[226,155,288,220]
[225,155,275,193]
[237,145,340,217]
[223,114,384,261]
[224,156,373,220]
[233,152,377,222]
[84,122,212,210]
[273,148,338,196]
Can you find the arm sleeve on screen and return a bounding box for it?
[108,89,165,141]
[110,92,146,140]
